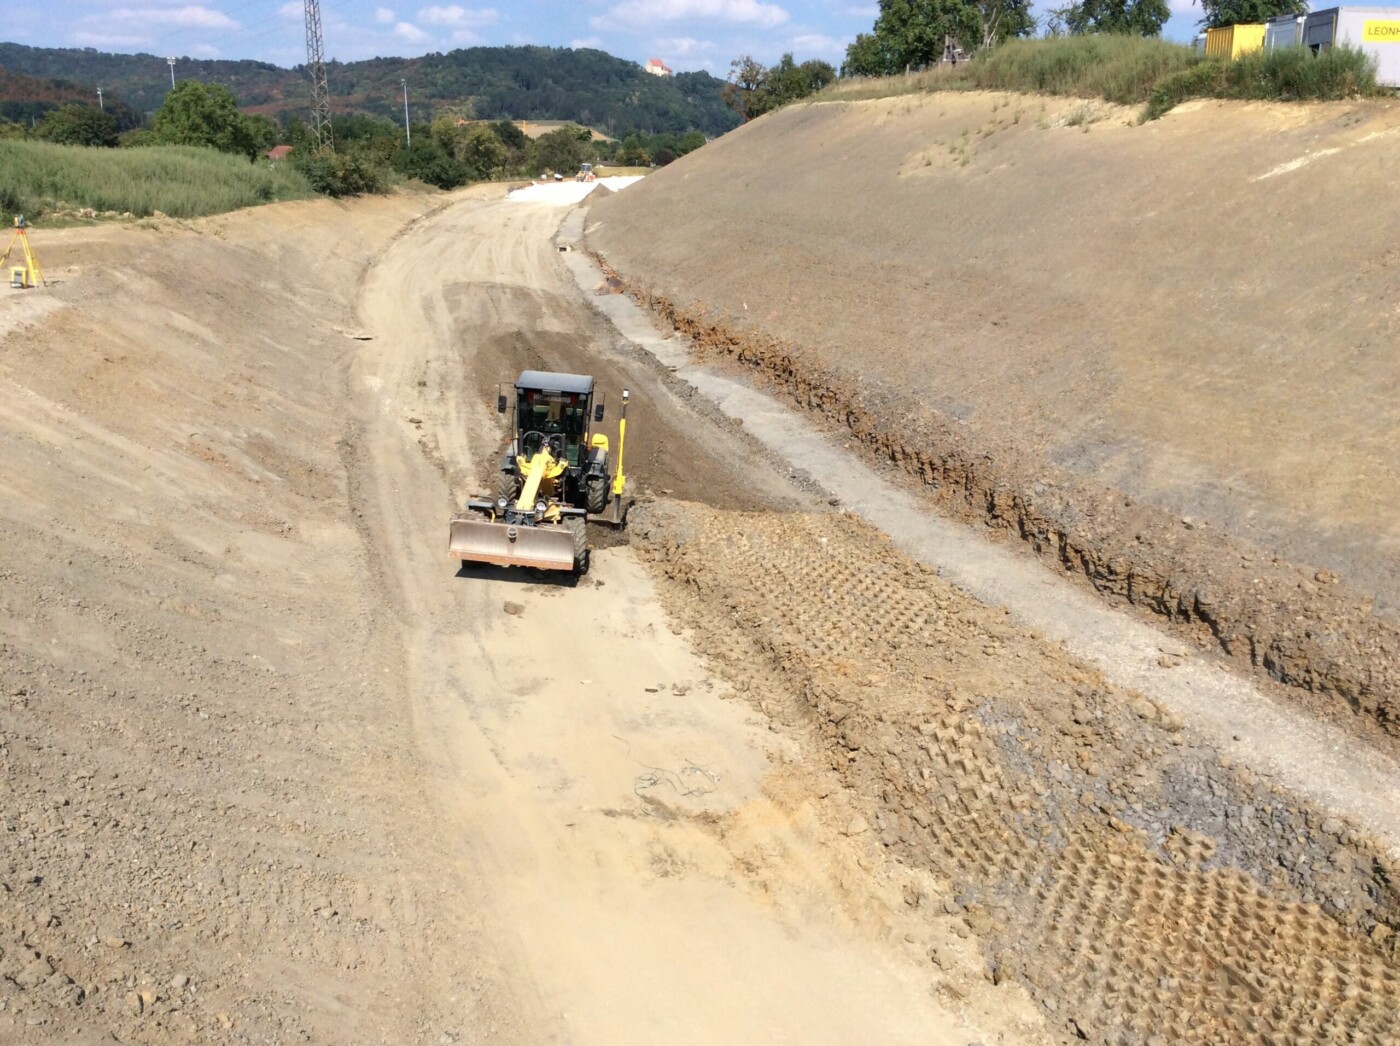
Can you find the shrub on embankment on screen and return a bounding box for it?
[1142,43,1380,119]
[0,139,315,220]
[823,36,1383,119]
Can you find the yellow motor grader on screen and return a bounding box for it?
[449,370,628,575]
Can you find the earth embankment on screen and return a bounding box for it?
[586,91,1400,735]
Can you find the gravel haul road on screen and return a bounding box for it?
[1,185,1396,1045]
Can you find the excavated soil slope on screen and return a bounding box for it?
[631,500,1400,1044]
[588,93,1400,733]
[0,198,536,1043]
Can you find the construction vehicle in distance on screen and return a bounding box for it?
[449,370,629,576]
[575,163,595,183]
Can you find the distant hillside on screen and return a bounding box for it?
[0,67,141,131]
[0,43,739,138]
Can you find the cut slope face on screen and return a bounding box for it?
[588,93,1400,726]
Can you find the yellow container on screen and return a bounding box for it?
[10,266,26,289]
[1205,23,1267,59]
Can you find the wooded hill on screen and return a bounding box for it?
[0,43,739,138]
[0,68,141,131]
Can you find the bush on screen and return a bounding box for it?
[971,36,1198,105]
[293,146,388,197]
[1143,44,1378,119]
[824,37,1384,121]
[0,139,314,219]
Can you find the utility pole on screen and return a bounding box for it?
[167,57,176,88]
[303,0,333,149]
[401,79,411,148]
[96,87,104,110]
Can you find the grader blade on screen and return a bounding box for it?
[449,516,577,571]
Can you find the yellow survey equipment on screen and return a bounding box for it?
[449,371,633,575]
[2,216,45,289]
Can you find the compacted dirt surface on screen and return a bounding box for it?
[587,92,1400,737]
[1,172,1398,1046]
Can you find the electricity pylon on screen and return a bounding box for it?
[303,0,333,149]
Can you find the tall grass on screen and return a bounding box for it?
[0,140,315,221]
[1143,44,1379,119]
[821,36,1385,120]
[972,36,1200,105]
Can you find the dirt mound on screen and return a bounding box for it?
[588,92,1400,733]
[631,499,1400,1044]
[0,196,516,1042]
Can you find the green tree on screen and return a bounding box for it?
[843,33,893,76]
[528,125,593,175]
[722,55,771,121]
[491,119,528,149]
[456,124,507,178]
[393,133,467,188]
[843,0,1034,75]
[153,80,258,160]
[677,129,706,154]
[34,103,118,147]
[723,53,836,120]
[293,145,387,196]
[618,132,650,166]
[765,53,838,106]
[1051,0,1171,33]
[1196,0,1303,27]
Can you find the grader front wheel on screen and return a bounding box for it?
[567,517,589,576]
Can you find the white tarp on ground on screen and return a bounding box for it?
[507,176,644,206]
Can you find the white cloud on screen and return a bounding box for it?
[108,5,239,30]
[450,27,483,43]
[594,0,789,30]
[655,35,715,55]
[375,6,396,23]
[570,35,604,48]
[71,30,153,48]
[790,32,843,54]
[188,42,221,57]
[844,4,878,16]
[394,20,428,41]
[417,4,498,27]
[277,1,301,17]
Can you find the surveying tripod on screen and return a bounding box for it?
[2,215,46,288]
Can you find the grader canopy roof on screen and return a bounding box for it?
[517,370,594,395]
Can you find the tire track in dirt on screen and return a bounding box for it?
[631,501,1400,1044]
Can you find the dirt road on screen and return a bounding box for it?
[347,191,1036,1044]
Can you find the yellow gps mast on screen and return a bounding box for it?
[3,215,46,289]
[610,388,629,524]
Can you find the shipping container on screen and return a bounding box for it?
[1205,23,1268,59]
[1304,7,1400,85]
[1265,14,1306,48]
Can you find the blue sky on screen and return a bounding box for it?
[10,1,1203,74]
